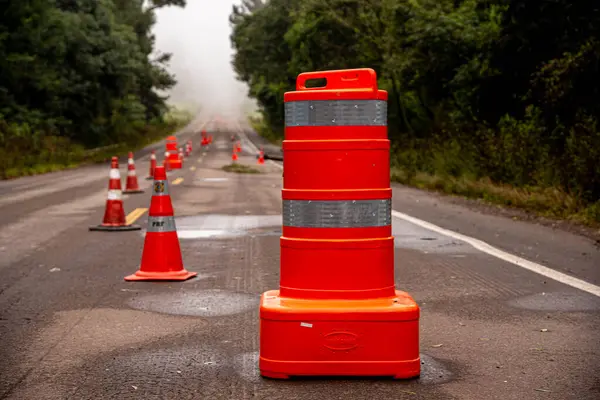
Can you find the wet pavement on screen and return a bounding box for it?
[0,118,598,399]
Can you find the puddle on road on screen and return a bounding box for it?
[392,219,474,254]
[128,289,259,317]
[418,354,453,385]
[177,230,231,239]
[508,291,600,312]
[202,177,229,182]
[234,352,452,384]
[173,214,282,240]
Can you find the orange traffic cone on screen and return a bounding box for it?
[146,150,157,180]
[124,166,197,281]
[90,157,141,231]
[257,148,265,165]
[236,141,242,153]
[123,152,144,194]
[232,145,238,162]
[178,147,184,165]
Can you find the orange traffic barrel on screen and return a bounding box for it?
[259,68,420,379]
[166,136,182,169]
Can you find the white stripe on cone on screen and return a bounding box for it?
[109,169,120,179]
[107,190,122,200]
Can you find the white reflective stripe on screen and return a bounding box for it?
[283,199,392,227]
[146,215,177,233]
[128,158,134,165]
[285,100,387,126]
[107,190,122,200]
[151,154,156,160]
[128,170,136,177]
[109,169,120,179]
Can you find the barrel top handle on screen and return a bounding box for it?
[296,68,378,91]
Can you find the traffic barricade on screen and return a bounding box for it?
[259,68,420,379]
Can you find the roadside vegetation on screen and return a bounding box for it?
[230,0,600,227]
[0,0,189,179]
[222,163,262,174]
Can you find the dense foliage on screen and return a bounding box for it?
[0,0,187,178]
[230,0,600,220]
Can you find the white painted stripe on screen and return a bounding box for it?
[107,190,122,200]
[391,210,600,297]
[235,122,281,169]
[255,144,600,297]
[109,169,120,179]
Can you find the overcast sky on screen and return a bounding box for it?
[153,1,254,117]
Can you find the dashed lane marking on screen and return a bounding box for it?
[190,166,196,171]
[125,208,148,225]
[172,177,184,185]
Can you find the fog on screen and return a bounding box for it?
[152,1,255,118]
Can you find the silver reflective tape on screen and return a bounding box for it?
[107,189,122,201]
[283,199,391,227]
[109,169,120,179]
[147,215,177,233]
[127,170,136,177]
[152,180,169,196]
[285,100,387,127]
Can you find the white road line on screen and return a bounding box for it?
[391,210,600,297]
[236,123,600,297]
[235,122,281,168]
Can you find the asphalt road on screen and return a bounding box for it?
[0,116,598,400]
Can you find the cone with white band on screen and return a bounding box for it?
[90,157,141,231]
[163,151,171,172]
[123,152,144,194]
[179,147,184,166]
[124,165,197,281]
[146,150,157,180]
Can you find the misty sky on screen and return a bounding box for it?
[153,1,254,117]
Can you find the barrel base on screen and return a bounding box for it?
[259,290,420,379]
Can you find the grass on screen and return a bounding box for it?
[248,116,283,146]
[222,163,262,174]
[391,167,600,228]
[0,118,191,180]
